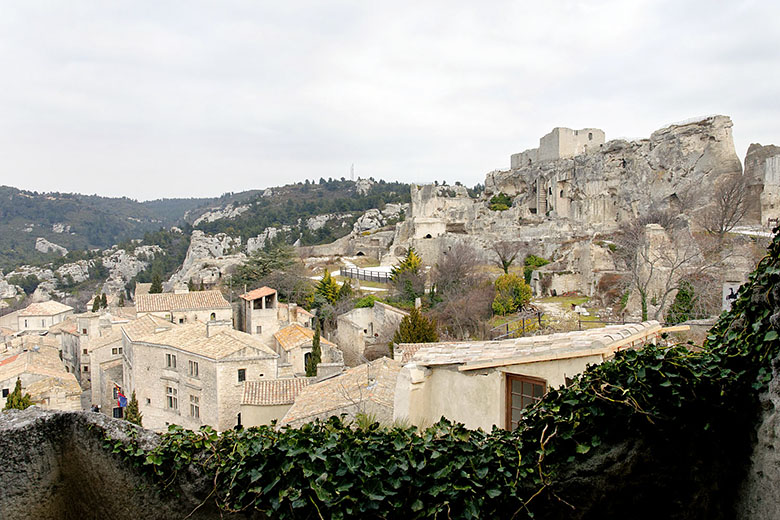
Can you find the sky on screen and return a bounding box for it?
[0,0,777,201]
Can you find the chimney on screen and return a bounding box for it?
[289,303,298,323]
[207,319,232,338]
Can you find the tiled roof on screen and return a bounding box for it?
[242,378,312,406]
[0,326,17,337]
[273,323,336,351]
[26,373,82,400]
[121,314,176,342]
[0,346,72,383]
[134,322,278,360]
[18,301,73,317]
[394,343,424,364]
[240,286,276,301]
[278,303,315,320]
[280,357,400,426]
[88,328,123,352]
[48,318,78,335]
[135,290,231,313]
[404,321,662,369]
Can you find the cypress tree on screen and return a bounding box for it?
[150,273,163,294]
[100,293,108,309]
[118,291,125,307]
[124,391,143,426]
[392,307,439,347]
[91,294,101,312]
[3,378,32,411]
[306,322,322,377]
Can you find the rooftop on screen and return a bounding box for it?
[18,301,73,317]
[240,286,276,301]
[402,321,663,371]
[0,346,72,382]
[242,378,312,406]
[280,357,400,426]
[133,322,278,360]
[135,290,231,313]
[121,314,176,342]
[274,323,336,352]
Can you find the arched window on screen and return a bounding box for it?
[560,190,564,198]
[210,312,216,321]
[424,234,432,239]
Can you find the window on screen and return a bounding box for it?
[166,387,178,410]
[146,398,151,404]
[588,132,593,141]
[111,347,122,355]
[24,319,28,328]
[189,360,199,378]
[210,313,216,321]
[190,395,200,418]
[41,319,45,327]
[113,407,123,419]
[506,375,546,430]
[178,318,185,324]
[113,387,118,399]
[83,366,89,372]
[82,328,87,335]
[256,326,262,334]
[2,388,8,398]
[166,353,177,369]
[237,368,246,383]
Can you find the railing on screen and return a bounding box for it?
[341,267,391,284]
[489,311,544,340]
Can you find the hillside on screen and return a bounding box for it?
[0,186,214,271]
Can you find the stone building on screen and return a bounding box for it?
[393,322,665,431]
[744,143,780,226]
[0,345,81,411]
[121,316,280,432]
[17,301,74,333]
[334,302,407,366]
[240,378,312,427]
[87,327,124,416]
[237,287,315,343]
[510,127,606,168]
[272,323,343,377]
[135,290,232,324]
[280,357,401,427]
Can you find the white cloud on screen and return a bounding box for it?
[0,0,777,199]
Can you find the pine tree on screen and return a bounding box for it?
[91,294,101,312]
[3,378,32,410]
[150,273,163,294]
[315,269,339,304]
[199,280,205,291]
[100,293,108,309]
[306,322,322,377]
[118,291,125,307]
[391,307,439,351]
[390,247,422,282]
[188,279,196,292]
[123,391,143,426]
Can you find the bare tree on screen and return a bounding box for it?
[432,243,480,293]
[698,173,748,238]
[490,241,521,274]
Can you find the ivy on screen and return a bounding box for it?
[103,231,780,518]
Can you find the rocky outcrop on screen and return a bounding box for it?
[744,143,780,227]
[246,226,290,254]
[166,231,244,289]
[192,203,250,226]
[35,237,68,256]
[101,246,161,294]
[51,223,71,234]
[352,203,408,234]
[0,408,228,520]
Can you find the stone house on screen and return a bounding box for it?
[240,378,312,427]
[17,301,74,332]
[334,301,407,366]
[272,323,343,377]
[237,287,315,343]
[280,357,401,427]
[393,322,666,431]
[87,326,124,416]
[135,290,233,324]
[0,345,81,411]
[122,317,280,432]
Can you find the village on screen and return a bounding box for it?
[2,115,776,435]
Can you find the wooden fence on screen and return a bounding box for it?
[341,267,391,284]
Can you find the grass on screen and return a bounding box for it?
[350,256,381,268]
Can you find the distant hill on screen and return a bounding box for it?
[192,178,411,246]
[0,185,214,271]
[0,179,412,272]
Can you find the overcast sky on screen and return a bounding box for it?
[0,1,777,201]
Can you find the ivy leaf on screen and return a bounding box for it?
[765,330,778,342]
[575,444,591,454]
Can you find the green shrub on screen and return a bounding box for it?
[488,192,513,211]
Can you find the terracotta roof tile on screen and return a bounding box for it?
[135,290,231,313]
[18,301,73,317]
[280,357,400,426]
[133,322,278,360]
[240,286,276,301]
[274,323,336,352]
[242,378,312,406]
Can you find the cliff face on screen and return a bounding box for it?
[484,115,742,232]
